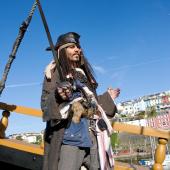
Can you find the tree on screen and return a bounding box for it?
[31,135,42,145]
[145,106,158,118]
[111,132,120,148]
[16,136,23,141]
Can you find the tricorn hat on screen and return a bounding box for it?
[46,32,80,51]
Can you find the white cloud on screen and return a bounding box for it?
[6,82,41,88]
[93,65,106,74]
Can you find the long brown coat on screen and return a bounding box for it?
[41,67,117,170]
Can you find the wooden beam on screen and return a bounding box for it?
[0,102,42,117]
[112,122,170,139]
[0,139,43,155]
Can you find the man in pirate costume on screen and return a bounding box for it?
[41,32,120,170]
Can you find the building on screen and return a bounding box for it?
[118,90,170,116]
[8,131,43,144]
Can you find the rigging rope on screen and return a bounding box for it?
[0,1,37,96]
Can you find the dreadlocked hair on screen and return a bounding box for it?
[58,47,98,92]
[58,48,72,77]
[80,53,98,90]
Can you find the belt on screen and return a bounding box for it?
[89,119,97,135]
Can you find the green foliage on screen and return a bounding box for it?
[120,114,127,117]
[36,135,42,145]
[111,133,120,148]
[146,106,158,118]
[16,136,23,141]
[31,135,42,145]
[137,111,145,116]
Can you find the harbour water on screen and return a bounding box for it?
[139,154,170,170]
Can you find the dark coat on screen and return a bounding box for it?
[41,67,117,170]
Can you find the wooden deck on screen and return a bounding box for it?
[0,138,149,170]
[0,102,170,170]
[0,139,42,170]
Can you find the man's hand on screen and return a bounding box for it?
[107,87,120,100]
[56,82,72,100]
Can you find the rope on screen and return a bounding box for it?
[0,1,37,96]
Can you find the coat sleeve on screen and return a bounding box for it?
[41,68,62,122]
[97,91,118,118]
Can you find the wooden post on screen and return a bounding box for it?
[40,133,44,149]
[0,110,10,138]
[152,138,168,170]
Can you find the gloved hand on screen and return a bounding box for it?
[56,81,72,100]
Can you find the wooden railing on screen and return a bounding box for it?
[0,101,170,170]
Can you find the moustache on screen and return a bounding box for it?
[72,53,80,56]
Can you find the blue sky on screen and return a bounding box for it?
[0,0,170,135]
